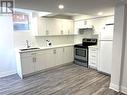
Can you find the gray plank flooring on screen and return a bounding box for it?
[0,63,126,95]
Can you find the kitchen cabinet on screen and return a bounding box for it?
[46,18,58,35]
[32,17,47,36]
[74,20,84,34]
[45,49,57,68]
[17,46,74,79]
[67,20,74,35]
[34,51,47,71]
[63,46,74,64]
[74,20,93,35]
[88,46,98,69]
[56,19,74,35]
[55,48,64,65]
[32,17,74,36]
[21,54,35,75]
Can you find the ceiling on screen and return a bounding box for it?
[15,0,116,16]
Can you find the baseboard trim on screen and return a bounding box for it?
[121,86,127,94]
[22,62,73,79]
[0,70,16,78]
[109,83,120,92]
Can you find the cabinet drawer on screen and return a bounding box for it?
[89,54,97,58]
[20,52,37,58]
[89,61,96,65]
[89,50,97,54]
[89,56,97,61]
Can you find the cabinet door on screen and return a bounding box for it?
[45,49,56,68]
[21,56,35,75]
[35,51,47,71]
[89,48,98,68]
[32,17,47,36]
[63,46,74,64]
[67,20,74,35]
[62,19,68,35]
[74,21,83,34]
[38,18,47,36]
[46,19,57,35]
[55,48,64,66]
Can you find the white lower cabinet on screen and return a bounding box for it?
[17,46,74,79]
[63,46,74,64]
[45,49,56,68]
[21,55,35,75]
[34,51,47,71]
[88,46,98,69]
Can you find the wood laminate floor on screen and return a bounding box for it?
[0,63,126,95]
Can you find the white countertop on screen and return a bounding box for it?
[18,44,75,53]
[88,45,99,48]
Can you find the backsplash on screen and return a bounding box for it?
[13,31,74,48]
[74,32,98,44]
[35,36,74,47]
[13,31,97,48]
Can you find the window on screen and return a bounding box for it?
[13,13,30,31]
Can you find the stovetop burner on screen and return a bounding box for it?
[74,38,97,48]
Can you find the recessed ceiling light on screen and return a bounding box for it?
[98,12,103,16]
[58,4,64,9]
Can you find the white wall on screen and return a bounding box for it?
[0,15,17,77]
[110,4,127,94]
[120,4,127,94]
[13,31,36,48]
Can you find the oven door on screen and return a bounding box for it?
[74,47,87,61]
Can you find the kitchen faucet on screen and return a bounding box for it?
[26,40,30,48]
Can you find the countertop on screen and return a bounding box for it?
[88,45,99,48]
[17,44,75,53]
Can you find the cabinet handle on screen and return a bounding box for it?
[33,57,37,62]
[91,62,95,65]
[91,55,96,57]
[33,57,35,62]
[61,30,63,35]
[91,49,97,51]
[46,30,49,35]
[68,30,70,34]
[53,49,56,54]
[63,48,64,52]
[35,57,36,62]
[31,53,36,55]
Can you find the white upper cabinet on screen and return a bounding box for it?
[32,17,47,36]
[46,18,58,36]
[74,20,87,34]
[67,20,74,35]
[32,17,74,36]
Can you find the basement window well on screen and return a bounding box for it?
[13,13,30,31]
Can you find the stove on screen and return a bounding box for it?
[74,38,97,67]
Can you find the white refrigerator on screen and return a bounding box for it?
[98,24,114,74]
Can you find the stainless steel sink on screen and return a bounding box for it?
[20,48,40,51]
